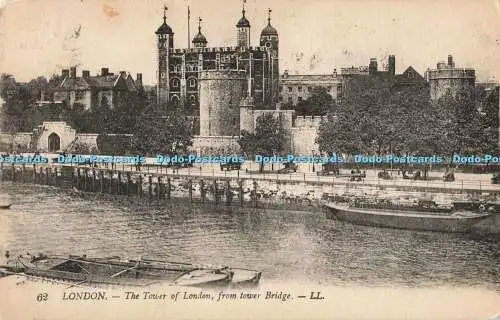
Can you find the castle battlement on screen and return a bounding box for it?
[427,68,476,79]
[199,69,247,80]
[294,116,327,128]
[167,45,269,54]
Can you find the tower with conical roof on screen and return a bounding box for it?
[236,1,250,48]
[192,17,208,48]
[260,8,279,104]
[156,6,174,106]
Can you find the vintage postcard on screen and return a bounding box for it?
[0,0,499,319]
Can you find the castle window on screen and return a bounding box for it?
[171,95,180,104]
[288,87,292,92]
[279,85,283,91]
[172,78,180,88]
[75,90,86,100]
[189,95,196,104]
[232,118,237,126]
[298,86,302,92]
[189,78,197,88]
[298,97,303,102]
[169,65,174,72]
[176,65,182,72]
[408,71,414,79]
[161,72,166,79]
[308,86,313,92]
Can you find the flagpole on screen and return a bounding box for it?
[187,6,191,49]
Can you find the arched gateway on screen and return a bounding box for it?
[48,133,61,152]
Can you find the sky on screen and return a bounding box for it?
[0,0,499,85]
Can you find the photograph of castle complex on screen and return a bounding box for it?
[0,1,499,319]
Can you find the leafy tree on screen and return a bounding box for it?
[316,84,450,157]
[295,86,334,116]
[436,88,495,157]
[131,104,195,156]
[96,134,134,155]
[238,113,285,172]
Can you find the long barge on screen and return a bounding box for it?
[322,202,493,233]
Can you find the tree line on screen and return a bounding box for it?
[0,73,196,155]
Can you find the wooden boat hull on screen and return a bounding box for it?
[323,202,492,233]
[173,269,232,288]
[8,255,262,288]
[0,204,11,209]
[229,268,261,287]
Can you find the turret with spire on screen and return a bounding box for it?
[192,17,208,48]
[156,5,173,106]
[260,8,280,105]
[236,0,250,48]
[261,8,278,37]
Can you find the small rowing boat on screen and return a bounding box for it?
[0,204,11,209]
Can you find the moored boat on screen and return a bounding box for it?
[0,204,11,209]
[322,201,492,233]
[1,254,262,288]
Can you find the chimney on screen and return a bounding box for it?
[283,70,289,78]
[61,69,69,78]
[101,67,109,76]
[448,55,454,67]
[136,73,143,87]
[70,67,77,78]
[82,70,90,78]
[369,58,378,75]
[388,55,396,76]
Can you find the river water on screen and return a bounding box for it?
[0,182,498,292]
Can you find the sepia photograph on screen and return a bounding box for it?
[0,0,499,319]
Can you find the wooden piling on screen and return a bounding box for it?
[100,170,104,193]
[188,179,193,202]
[76,168,81,189]
[225,180,232,206]
[0,162,3,182]
[148,175,153,199]
[92,169,96,192]
[166,177,171,200]
[252,180,257,208]
[108,171,112,194]
[157,176,162,200]
[118,172,122,195]
[239,180,243,207]
[200,179,205,203]
[213,180,219,204]
[21,164,25,183]
[39,167,43,185]
[126,173,131,196]
[83,169,88,191]
[138,175,143,197]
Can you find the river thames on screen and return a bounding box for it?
[0,182,498,292]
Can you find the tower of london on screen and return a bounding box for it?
[155,4,280,109]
